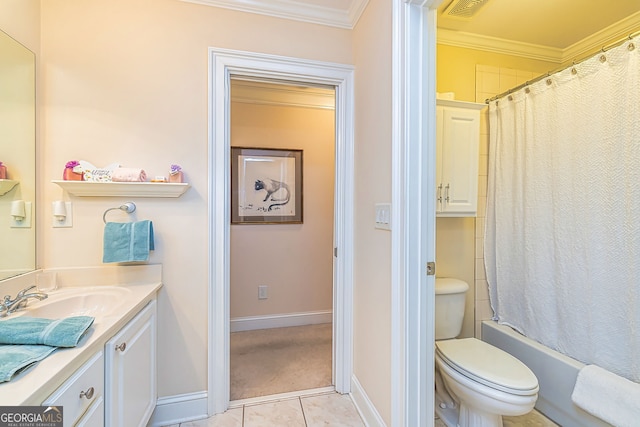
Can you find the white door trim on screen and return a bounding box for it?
[391,1,439,426]
[207,48,355,415]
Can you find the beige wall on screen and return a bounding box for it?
[0,0,40,53]
[352,0,393,423]
[436,44,556,338]
[5,0,404,420]
[229,100,334,318]
[38,0,352,399]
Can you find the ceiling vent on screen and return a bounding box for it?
[443,0,490,20]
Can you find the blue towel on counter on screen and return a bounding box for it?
[0,345,57,383]
[0,316,94,347]
[103,220,154,263]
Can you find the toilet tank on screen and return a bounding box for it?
[435,278,469,340]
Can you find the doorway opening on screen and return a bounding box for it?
[208,48,355,415]
[228,78,336,401]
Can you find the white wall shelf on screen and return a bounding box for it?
[0,179,18,196]
[52,180,190,198]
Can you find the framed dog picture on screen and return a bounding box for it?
[231,147,303,224]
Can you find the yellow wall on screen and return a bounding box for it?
[437,44,557,102]
[38,0,352,399]
[229,100,335,319]
[436,43,557,338]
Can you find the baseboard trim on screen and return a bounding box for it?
[149,391,208,426]
[350,375,386,427]
[230,310,332,332]
[229,386,336,408]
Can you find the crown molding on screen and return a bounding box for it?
[231,79,335,110]
[437,28,564,63]
[180,0,369,29]
[438,11,640,65]
[562,10,640,64]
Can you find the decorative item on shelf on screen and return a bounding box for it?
[169,164,183,183]
[63,160,84,181]
[111,167,147,182]
[0,162,6,179]
[79,161,120,182]
[151,176,167,183]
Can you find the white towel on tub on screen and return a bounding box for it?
[571,365,640,427]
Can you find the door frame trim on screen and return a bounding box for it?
[207,48,355,414]
[391,1,440,425]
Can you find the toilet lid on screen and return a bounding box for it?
[436,338,538,395]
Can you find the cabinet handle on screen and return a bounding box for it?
[437,184,443,203]
[79,387,94,400]
[115,342,127,352]
[445,184,450,202]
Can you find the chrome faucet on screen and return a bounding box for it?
[0,285,48,317]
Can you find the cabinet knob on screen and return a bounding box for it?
[115,342,127,352]
[79,387,94,400]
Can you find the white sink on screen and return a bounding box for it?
[10,287,132,319]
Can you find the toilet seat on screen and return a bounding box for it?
[436,338,538,396]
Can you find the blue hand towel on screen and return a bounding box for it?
[0,316,95,347]
[0,344,57,382]
[103,220,154,263]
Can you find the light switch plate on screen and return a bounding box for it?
[10,202,32,228]
[375,203,391,230]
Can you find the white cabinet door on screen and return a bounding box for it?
[105,300,157,427]
[436,100,483,216]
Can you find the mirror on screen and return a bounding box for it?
[0,29,36,280]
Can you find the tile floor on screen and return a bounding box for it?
[434,408,559,427]
[164,391,559,426]
[164,392,364,427]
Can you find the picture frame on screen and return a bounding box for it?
[231,147,303,224]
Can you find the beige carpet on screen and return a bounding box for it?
[230,323,333,401]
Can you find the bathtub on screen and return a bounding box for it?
[481,321,609,427]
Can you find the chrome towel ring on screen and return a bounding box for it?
[103,202,136,224]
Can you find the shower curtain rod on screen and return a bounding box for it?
[485,29,640,104]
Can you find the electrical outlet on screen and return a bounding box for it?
[10,202,32,228]
[258,285,268,300]
[52,201,73,228]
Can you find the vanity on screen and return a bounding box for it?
[0,265,161,427]
[1,27,162,426]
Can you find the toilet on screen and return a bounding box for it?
[434,278,539,427]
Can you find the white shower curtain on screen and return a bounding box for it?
[485,39,640,382]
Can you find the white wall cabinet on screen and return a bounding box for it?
[105,300,157,427]
[436,99,485,217]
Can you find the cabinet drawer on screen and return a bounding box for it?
[43,351,104,427]
[76,396,104,427]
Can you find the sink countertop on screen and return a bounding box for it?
[0,265,162,405]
